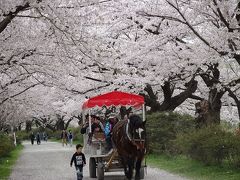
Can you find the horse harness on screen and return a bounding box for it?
[125,119,145,151]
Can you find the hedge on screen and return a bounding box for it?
[175,126,240,167]
[146,112,195,154]
[0,133,15,158]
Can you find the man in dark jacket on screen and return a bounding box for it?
[30,132,35,145]
[36,132,41,145]
[70,144,86,180]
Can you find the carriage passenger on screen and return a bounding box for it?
[91,116,104,133]
[104,114,118,151]
[84,115,105,144]
[80,114,91,135]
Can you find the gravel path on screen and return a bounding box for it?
[9,141,188,180]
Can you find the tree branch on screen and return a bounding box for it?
[189,94,204,101]
[0,83,41,105]
[212,0,233,32]
[137,11,186,24]
[0,2,30,33]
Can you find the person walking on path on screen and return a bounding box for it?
[30,132,35,145]
[70,144,86,180]
[68,130,73,147]
[36,132,41,145]
[61,130,68,146]
[43,132,48,142]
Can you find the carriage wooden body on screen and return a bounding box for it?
[81,91,146,180]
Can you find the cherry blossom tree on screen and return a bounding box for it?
[107,0,240,123]
[1,0,240,130]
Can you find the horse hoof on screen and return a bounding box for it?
[135,176,140,180]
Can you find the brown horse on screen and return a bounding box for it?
[112,114,146,180]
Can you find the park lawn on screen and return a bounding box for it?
[147,154,240,180]
[0,144,23,180]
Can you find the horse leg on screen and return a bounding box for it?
[121,157,128,178]
[127,158,134,180]
[135,159,142,180]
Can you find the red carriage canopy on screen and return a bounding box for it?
[82,91,144,110]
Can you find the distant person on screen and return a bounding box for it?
[30,132,35,145]
[36,132,41,145]
[44,132,48,142]
[70,144,86,180]
[69,130,73,147]
[40,132,43,140]
[61,130,68,146]
[43,132,46,141]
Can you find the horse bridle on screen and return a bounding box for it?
[125,120,145,151]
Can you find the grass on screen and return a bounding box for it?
[147,154,240,180]
[0,144,24,180]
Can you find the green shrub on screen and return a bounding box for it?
[0,133,14,158]
[47,130,61,139]
[16,131,30,144]
[175,126,240,166]
[228,135,240,168]
[146,112,195,154]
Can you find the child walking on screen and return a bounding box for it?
[70,144,86,180]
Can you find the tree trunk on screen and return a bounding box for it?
[18,124,22,131]
[196,63,224,126]
[159,79,198,111]
[141,78,198,112]
[74,115,83,126]
[206,89,223,124]
[55,114,65,130]
[141,84,161,112]
[55,119,65,130]
[227,89,240,120]
[195,89,224,127]
[64,117,73,130]
[25,120,32,132]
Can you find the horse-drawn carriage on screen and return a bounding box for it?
[82,91,147,180]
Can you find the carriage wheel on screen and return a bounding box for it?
[140,167,144,179]
[89,157,96,178]
[97,162,104,180]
